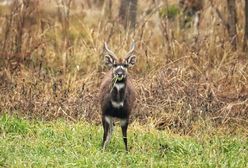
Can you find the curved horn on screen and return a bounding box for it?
[104,42,117,59]
[125,41,136,59]
[124,41,136,66]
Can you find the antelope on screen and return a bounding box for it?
[99,41,136,151]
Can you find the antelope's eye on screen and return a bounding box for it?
[123,64,128,68]
[113,64,118,67]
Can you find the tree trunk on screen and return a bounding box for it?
[226,0,237,50]
[243,0,248,51]
[119,0,137,30]
[128,0,137,30]
[103,0,112,20]
[119,0,128,28]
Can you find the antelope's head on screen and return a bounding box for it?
[103,41,136,82]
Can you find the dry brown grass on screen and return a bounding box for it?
[0,0,247,134]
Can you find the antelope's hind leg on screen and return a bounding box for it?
[102,116,113,150]
[120,119,128,152]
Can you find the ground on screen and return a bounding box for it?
[0,115,247,167]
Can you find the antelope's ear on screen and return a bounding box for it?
[104,54,116,67]
[124,55,136,67]
[103,42,117,67]
[124,41,136,67]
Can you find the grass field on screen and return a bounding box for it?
[0,114,247,167]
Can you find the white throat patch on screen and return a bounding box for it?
[111,100,124,108]
[114,83,125,91]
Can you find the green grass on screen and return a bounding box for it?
[0,115,247,167]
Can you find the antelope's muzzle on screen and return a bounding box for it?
[115,67,126,80]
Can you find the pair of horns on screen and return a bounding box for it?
[104,41,136,59]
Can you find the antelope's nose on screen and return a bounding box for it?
[117,71,123,77]
[115,69,124,77]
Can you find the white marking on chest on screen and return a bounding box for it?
[114,83,125,91]
[111,83,125,108]
[111,100,124,108]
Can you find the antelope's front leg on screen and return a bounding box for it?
[120,119,128,152]
[102,116,113,150]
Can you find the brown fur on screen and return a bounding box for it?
[99,70,136,118]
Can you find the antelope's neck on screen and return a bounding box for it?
[111,80,126,108]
